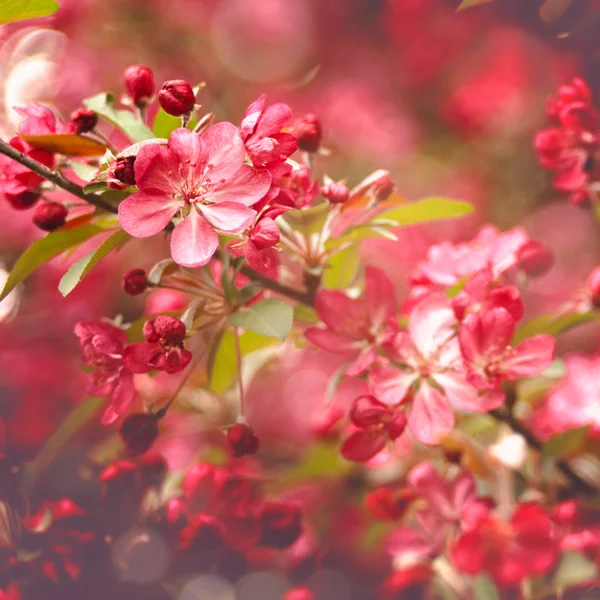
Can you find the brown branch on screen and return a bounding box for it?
[0,138,316,306]
[489,408,598,497]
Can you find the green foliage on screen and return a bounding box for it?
[84,93,155,143]
[0,0,59,25]
[323,243,360,289]
[543,426,589,457]
[553,551,598,589]
[377,196,474,226]
[228,298,294,341]
[69,161,100,182]
[0,224,105,302]
[472,576,499,600]
[513,312,595,344]
[58,230,130,296]
[457,0,494,10]
[280,203,331,237]
[325,224,397,250]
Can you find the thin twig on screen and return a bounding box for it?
[0,138,316,306]
[489,408,598,496]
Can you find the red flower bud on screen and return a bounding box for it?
[587,266,600,307]
[124,64,155,107]
[258,502,302,549]
[226,423,260,458]
[33,202,68,231]
[553,500,579,527]
[5,189,40,210]
[183,462,216,511]
[99,460,139,501]
[518,241,554,277]
[143,315,186,346]
[293,113,322,153]
[387,411,408,440]
[180,515,225,555]
[165,497,188,527]
[372,174,396,202]
[70,108,98,134]
[139,452,167,487]
[365,487,416,521]
[122,268,148,296]
[113,156,137,186]
[321,181,349,204]
[350,395,390,428]
[119,413,159,457]
[158,80,196,116]
[284,587,315,600]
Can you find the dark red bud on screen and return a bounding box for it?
[518,241,554,277]
[122,268,148,296]
[553,500,579,526]
[158,80,196,116]
[284,587,315,600]
[119,413,160,457]
[372,175,396,202]
[70,108,98,134]
[226,423,260,458]
[258,502,302,549]
[386,411,408,440]
[587,266,600,307]
[124,64,155,107]
[143,315,186,346]
[99,460,139,501]
[5,189,40,210]
[165,497,188,527]
[349,395,390,428]
[139,452,167,487]
[293,113,322,153]
[321,181,349,204]
[33,202,68,231]
[113,156,137,186]
[179,515,225,555]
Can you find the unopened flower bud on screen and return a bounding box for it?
[321,181,349,204]
[387,411,408,440]
[119,413,160,456]
[139,452,167,487]
[226,423,260,458]
[33,202,68,231]
[99,460,139,501]
[70,108,98,134]
[124,64,155,107]
[349,395,389,428]
[250,217,279,251]
[158,80,195,116]
[518,241,554,277]
[372,174,396,202]
[258,502,302,549]
[5,189,40,210]
[113,156,137,186]
[122,268,148,296]
[284,588,315,600]
[293,113,322,153]
[587,266,600,307]
[180,515,225,555]
[143,315,186,346]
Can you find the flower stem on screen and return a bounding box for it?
[233,326,245,420]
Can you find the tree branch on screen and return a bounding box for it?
[0,138,316,306]
[489,408,598,496]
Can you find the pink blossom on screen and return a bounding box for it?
[459,307,555,395]
[369,294,503,445]
[305,267,397,376]
[15,102,75,135]
[124,316,192,375]
[74,321,135,425]
[230,216,280,273]
[118,126,271,267]
[240,95,298,167]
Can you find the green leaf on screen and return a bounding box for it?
[84,93,154,143]
[513,312,595,344]
[325,225,398,250]
[323,243,360,289]
[58,230,130,296]
[285,444,350,483]
[69,161,99,182]
[472,576,499,600]
[553,551,598,589]
[0,0,59,25]
[153,108,182,139]
[457,0,494,10]
[21,396,106,494]
[280,203,331,237]
[209,329,276,393]
[0,224,104,301]
[377,197,474,227]
[543,426,589,457]
[228,298,293,341]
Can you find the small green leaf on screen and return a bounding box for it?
[325,225,398,250]
[83,181,109,194]
[323,243,360,289]
[472,576,499,600]
[280,202,331,237]
[0,224,104,302]
[553,551,598,589]
[543,426,589,457]
[228,298,293,341]
[377,197,474,227]
[153,108,182,139]
[69,161,99,182]
[58,230,130,297]
[0,0,59,25]
[513,312,595,344]
[84,93,155,143]
[457,0,494,10]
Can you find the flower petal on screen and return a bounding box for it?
[304,327,362,355]
[369,365,416,406]
[168,127,209,183]
[341,430,387,462]
[201,122,245,181]
[435,372,504,412]
[198,201,256,233]
[134,143,180,193]
[502,335,556,379]
[314,290,365,333]
[205,164,271,206]
[111,370,135,416]
[409,293,456,359]
[170,209,219,268]
[118,191,181,237]
[124,342,161,373]
[408,384,454,445]
[365,266,396,329]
